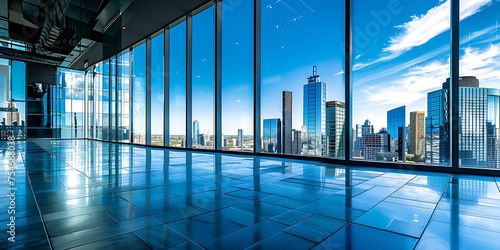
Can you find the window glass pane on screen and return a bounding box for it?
[118,51,131,142]
[132,42,147,144]
[261,0,345,157]
[151,33,165,146]
[11,61,25,101]
[0,59,9,130]
[192,6,215,149]
[222,0,254,152]
[352,0,449,165]
[459,0,500,169]
[110,56,117,141]
[95,62,103,140]
[169,21,186,147]
[102,59,110,141]
[86,68,95,139]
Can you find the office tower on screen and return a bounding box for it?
[237,129,243,148]
[282,91,292,154]
[362,129,390,161]
[6,102,20,126]
[292,129,302,155]
[303,66,327,156]
[193,120,200,145]
[198,133,205,146]
[353,124,363,157]
[426,76,500,168]
[361,119,374,136]
[223,138,228,147]
[263,118,282,153]
[387,106,406,155]
[326,101,345,158]
[410,111,425,156]
[397,126,406,161]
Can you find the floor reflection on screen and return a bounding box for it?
[1,139,500,249]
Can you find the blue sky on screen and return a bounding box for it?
[103,0,500,136]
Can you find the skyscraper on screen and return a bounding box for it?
[353,124,363,157]
[292,129,302,155]
[282,91,292,154]
[237,129,243,149]
[426,76,500,168]
[303,66,327,156]
[361,119,374,136]
[409,111,425,156]
[263,118,282,153]
[362,129,390,161]
[387,106,406,156]
[193,120,200,145]
[326,101,345,158]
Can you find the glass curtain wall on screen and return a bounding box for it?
[261,0,345,157]
[132,41,147,144]
[221,0,254,152]
[86,67,95,139]
[192,6,215,149]
[352,0,450,166]
[118,50,131,142]
[151,32,165,146]
[169,21,187,147]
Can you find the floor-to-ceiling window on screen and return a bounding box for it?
[132,41,147,144]
[110,56,117,141]
[118,50,131,143]
[94,62,103,140]
[86,67,95,139]
[221,0,254,152]
[56,68,85,139]
[261,0,345,157]
[0,59,26,140]
[151,32,165,146]
[102,59,110,141]
[169,20,187,147]
[459,0,500,170]
[192,5,215,149]
[352,0,450,166]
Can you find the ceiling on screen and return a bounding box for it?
[0,0,208,69]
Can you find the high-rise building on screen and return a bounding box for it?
[353,124,363,157]
[282,91,292,154]
[193,120,200,145]
[263,118,282,153]
[237,129,243,149]
[397,126,406,161]
[292,129,302,155]
[198,133,205,146]
[362,129,390,161]
[409,111,425,156]
[426,76,500,168]
[303,66,327,156]
[326,101,345,158]
[387,106,406,155]
[361,119,374,136]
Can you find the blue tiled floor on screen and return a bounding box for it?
[1,139,500,249]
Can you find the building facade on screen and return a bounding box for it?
[303,66,326,156]
[237,129,243,149]
[292,129,301,155]
[410,111,425,156]
[426,76,500,168]
[263,118,282,153]
[193,120,200,145]
[282,91,292,154]
[387,105,406,155]
[326,101,345,158]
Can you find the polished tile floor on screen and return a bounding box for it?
[2,139,500,249]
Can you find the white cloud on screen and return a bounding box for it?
[386,0,491,54]
[364,43,500,106]
[334,70,345,75]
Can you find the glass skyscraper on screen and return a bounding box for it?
[193,120,200,145]
[303,66,326,156]
[387,105,406,156]
[263,118,281,153]
[326,101,345,158]
[426,76,500,168]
